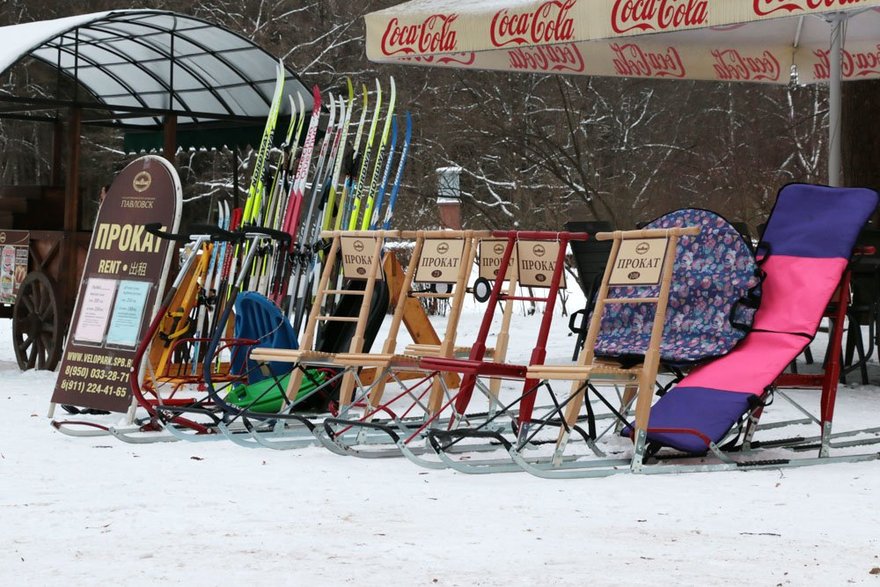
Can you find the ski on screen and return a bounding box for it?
[271,84,323,305]
[345,79,384,231]
[334,83,371,231]
[189,200,227,375]
[257,95,302,296]
[263,95,301,235]
[359,76,397,231]
[287,90,354,331]
[382,111,413,230]
[368,114,398,230]
[242,59,285,227]
[323,78,355,232]
[206,200,232,336]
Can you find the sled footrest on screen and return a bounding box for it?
[317,316,359,322]
[323,289,366,295]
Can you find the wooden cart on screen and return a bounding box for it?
[0,182,90,371]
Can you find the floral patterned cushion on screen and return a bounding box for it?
[593,209,760,363]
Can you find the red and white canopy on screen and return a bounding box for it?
[365,1,880,84]
[366,1,880,185]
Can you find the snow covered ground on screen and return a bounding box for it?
[2,301,880,586]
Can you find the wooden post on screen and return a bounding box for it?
[52,118,63,187]
[61,107,82,320]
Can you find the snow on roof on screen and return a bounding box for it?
[0,9,312,128]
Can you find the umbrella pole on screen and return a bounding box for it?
[828,13,844,187]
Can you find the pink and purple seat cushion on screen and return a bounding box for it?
[627,184,879,454]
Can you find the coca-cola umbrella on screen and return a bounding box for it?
[364,0,880,186]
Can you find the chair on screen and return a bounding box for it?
[843,227,880,381]
[591,209,760,367]
[565,220,613,361]
[231,291,299,383]
[442,185,878,478]
[249,229,394,410]
[633,184,878,463]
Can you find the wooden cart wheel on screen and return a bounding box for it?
[12,271,63,371]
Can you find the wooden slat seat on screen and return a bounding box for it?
[249,348,336,363]
[526,363,640,380]
[331,352,421,368]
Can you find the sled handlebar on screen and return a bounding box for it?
[144,222,243,243]
[239,224,292,245]
[188,223,245,243]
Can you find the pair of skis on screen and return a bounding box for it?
[293,78,410,320]
[217,70,414,341]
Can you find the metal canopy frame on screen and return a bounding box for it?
[0,9,312,130]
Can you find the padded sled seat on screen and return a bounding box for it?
[629,331,808,452]
[631,184,880,454]
[636,387,755,454]
[594,208,760,364]
[233,292,298,382]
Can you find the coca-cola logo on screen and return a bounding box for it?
[381,15,459,57]
[399,53,476,66]
[610,43,686,78]
[711,49,781,82]
[490,0,575,48]
[611,0,708,34]
[813,46,880,80]
[508,44,586,73]
[753,0,869,17]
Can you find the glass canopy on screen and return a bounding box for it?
[0,9,313,128]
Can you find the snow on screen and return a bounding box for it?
[2,301,880,586]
